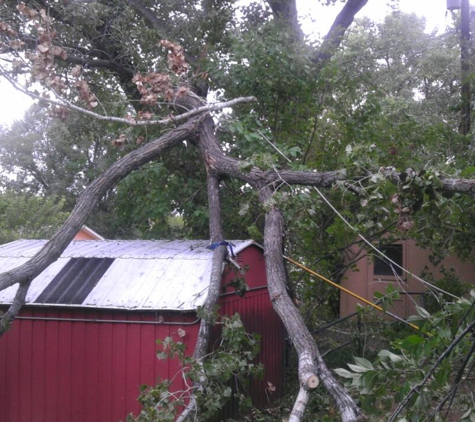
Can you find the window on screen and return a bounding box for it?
[373,244,403,277]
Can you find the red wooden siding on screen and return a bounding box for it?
[217,291,286,407]
[0,308,200,422]
[0,244,286,422]
[220,245,286,407]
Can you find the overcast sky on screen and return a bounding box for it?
[0,0,464,126]
[299,0,452,38]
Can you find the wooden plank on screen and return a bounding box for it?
[44,309,59,422]
[56,311,72,420]
[84,311,100,421]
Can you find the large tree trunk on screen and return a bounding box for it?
[193,108,364,420]
[260,186,366,422]
[177,108,228,421]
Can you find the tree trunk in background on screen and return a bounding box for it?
[460,0,471,135]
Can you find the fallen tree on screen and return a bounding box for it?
[1,1,474,421]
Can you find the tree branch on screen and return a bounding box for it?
[0,281,31,338]
[313,0,369,64]
[0,71,256,126]
[0,118,201,296]
[260,186,364,421]
[289,387,310,422]
[266,0,304,40]
[126,0,168,35]
[381,167,475,198]
[177,116,228,422]
[388,318,475,422]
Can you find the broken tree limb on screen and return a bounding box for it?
[260,194,365,422]
[177,117,228,422]
[289,387,310,422]
[0,281,31,337]
[192,109,365,421]
[299,351,320,388]
[0,71,256,127]
[0,118,201,336]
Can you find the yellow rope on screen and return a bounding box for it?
[284,255,421,332]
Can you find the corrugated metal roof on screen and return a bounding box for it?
[35,258,114,305]
[0,239,258,311]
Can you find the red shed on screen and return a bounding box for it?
[0,239,286,422]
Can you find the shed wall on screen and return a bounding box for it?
[0,307,199,422]
[0,244,286,421]
[220,245,286,408]
[217,291,286,407]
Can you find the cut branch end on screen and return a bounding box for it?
[306,374,320,389]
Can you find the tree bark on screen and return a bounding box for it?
[0,118,201,335]
[177,113,228,422]
[289,387,309,422]
[260,190,365,421]
[313,0,369,64]
[0,281,30,337]
[460,0,471,135]
[267,0,304,40]
[189,109,365,420]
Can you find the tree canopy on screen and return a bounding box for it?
[1,0,475,420]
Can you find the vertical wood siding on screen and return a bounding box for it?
[0,308,200,422]
[219,245,287,410]
[0,245,286,421]
[217,291,286,409]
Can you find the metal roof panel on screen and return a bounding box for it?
[0,239,259,310]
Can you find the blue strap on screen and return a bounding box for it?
[207,241,235,257]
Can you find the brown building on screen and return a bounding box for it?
[340,239,475,318]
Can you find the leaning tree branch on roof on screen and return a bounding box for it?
[0,117,202,336]
[0,281,30,339]
[176,115,229,421]
[177,170,227,422]
[190,104,365,421]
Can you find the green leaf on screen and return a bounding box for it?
[460,167,475,177]
[334,368,359,379]
[415,306,432,319]
[462,408,473,419]
[399,334,424,347]
[378,350,405,363]
[360,371,378,394]
[348,363,370,373]
[353,357,374,370]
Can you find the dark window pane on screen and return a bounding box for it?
[374,244,403,276]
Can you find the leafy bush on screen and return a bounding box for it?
[335,294,475,421]
[422,266,471,314]
[127,313,263,422]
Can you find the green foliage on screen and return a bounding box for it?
[0,192,68,244]
[127,313,263,422]
[227,276,250,297]
[335,294,475,421]
[0,107,133,239]
[422,266,472,314]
